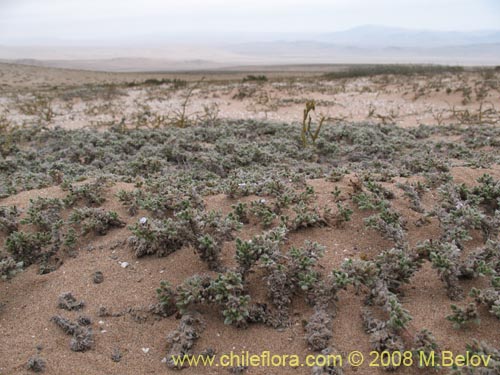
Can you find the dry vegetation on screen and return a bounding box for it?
[0,63,500,375]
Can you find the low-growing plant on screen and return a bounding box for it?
[332,202,353,227]
[63,179,106,207]
[21,197,63,231]
[0,256,23,280]
[5,231,52,266]
[128,217,185,257]
[165,312,205,369]
[0,205,19,234]
[69,208,125,235]
[229,202,249,224]
[365,207,407,247]
[447,303,480,329]
[429,241,464,300]
[285,201,328,231]
[459,340,500,374]
[470,285,500,320]
[235,226,287,276]
[160,271,251,327]
[249,199,276,228]
[50,315,93,352]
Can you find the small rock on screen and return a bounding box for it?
[93,271,104,284]
[141,347,150,354]
[111,348,122,362]
[120,262,129,269]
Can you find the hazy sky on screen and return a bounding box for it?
[1,0,500,44]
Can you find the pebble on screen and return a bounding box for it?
[120,262,129,268]
[93,271,104,284]
[142,348,150,354]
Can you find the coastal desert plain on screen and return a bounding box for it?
[0,62,500,374]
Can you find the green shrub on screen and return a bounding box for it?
[5,231,51,266]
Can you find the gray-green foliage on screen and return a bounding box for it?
[69,208,125,235]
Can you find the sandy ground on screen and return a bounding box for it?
[1,172,500,375]
[1,63,499,129]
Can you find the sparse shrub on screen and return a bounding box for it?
[447,303,480,329]
[323,65,463,79]
[116,189,142,216]
[305,307,333,351]
[0,206,19,234]
[63,228,78,253]
[412,329,440,367]
[459,340,500,374]
[341,258,379,291]
[21,197,63,231]
[155,280,178,317]
[397,182,425,213]
[332,202,353,227]
[229,202,249,224]
[5,231,51,266]
[235,226,287,276]
[128,217,185,257]
[63,179,106,207]
[0,256,23,280]
[285,201,328,231]
[163,271,251,327]
[58,292,84,311]
[70,208,125,235]
[262,241,325,325]
[375,247,423,292]
[26,354,46,373]
[50,315,93,352]
[365,207,407,247]
[249,199,276,228]
[189,209,240,270]
[437,182,484,247]
[165,312,205,369]
[470,286,500,320]
[429,242,464,300]
[361,308,404,371]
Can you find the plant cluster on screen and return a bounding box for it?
[69,208,125,235]
[446,303,480,329]
[129,207,238,270]
[21,197,63,231]
[5,231,52,266]
[50,315,93,352]
[157,271,251,327]
[63,179,106,207]
[165,312,205,369]
[57,292,85,311]
[0,205,19,234]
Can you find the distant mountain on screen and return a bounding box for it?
[317,25,500,47]
[224,40,500,65]
[1,26,499,71]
